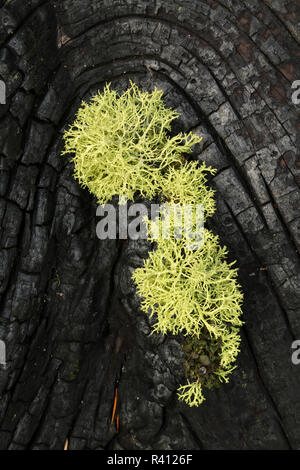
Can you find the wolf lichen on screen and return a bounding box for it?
[132,229,243,339]
[159,160,217,216]
[132,222,243,406]
[63,81,243,407]
[63,82,200,205]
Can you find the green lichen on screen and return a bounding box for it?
[132,225,243,406]
[62,81,201,205]
[159,160,217,214]
[132,229,243,339]
[62,81,243,407]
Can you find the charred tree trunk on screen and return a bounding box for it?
[0,0,300,450]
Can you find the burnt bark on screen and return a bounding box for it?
[0,0,300,450]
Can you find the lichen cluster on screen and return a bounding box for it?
[62,82,200,204]
[63,82,243,407]
[133,220,243,406]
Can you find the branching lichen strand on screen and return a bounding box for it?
[62,82,243,407]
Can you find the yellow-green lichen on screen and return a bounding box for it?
[132,229,243,339]
[63,81,201,205]
[62,81,243,407]
[132,226,243,406]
